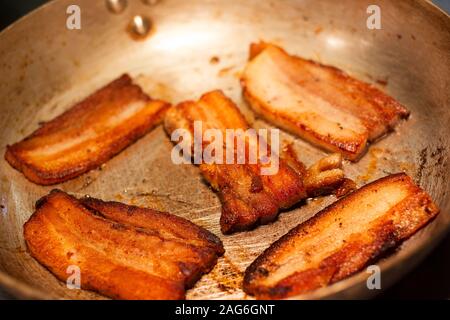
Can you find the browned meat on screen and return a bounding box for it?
[164,90,345,234]
[23,190,224,300]
[5,74,170,185]
[241,42,409,161]
[243,173,439,299]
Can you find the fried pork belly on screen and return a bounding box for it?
[241,42,409,161]
[164,90,345,234]
[243,173,439,299]
[23,190,224,300]
[5,74,170,185]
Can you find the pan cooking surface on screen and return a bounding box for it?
[0,0,449,299]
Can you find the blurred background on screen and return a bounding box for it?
[0,0,449,300]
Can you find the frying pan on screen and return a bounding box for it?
[0,0,449,300]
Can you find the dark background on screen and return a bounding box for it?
[0,0,449,300]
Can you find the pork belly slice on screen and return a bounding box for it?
[164,90,346,234]
[241,42,409,161]
[23,190,224,300]
[5,74,170,185]
[243,173,439,299]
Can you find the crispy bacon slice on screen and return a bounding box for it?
[164,90,345,234]
[5,74,170,185]
[243,173,439,299]
[23,190,224,300]
[241,42,409,161]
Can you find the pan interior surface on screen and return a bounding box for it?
[0,0,449,299]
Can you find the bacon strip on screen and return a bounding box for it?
[243,173,439,299]
[164,90,345,234]
[241,42,409,161]
[5,74,170,185]
[23,190,224,300]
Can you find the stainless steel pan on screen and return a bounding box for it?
[0,0,449,299]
